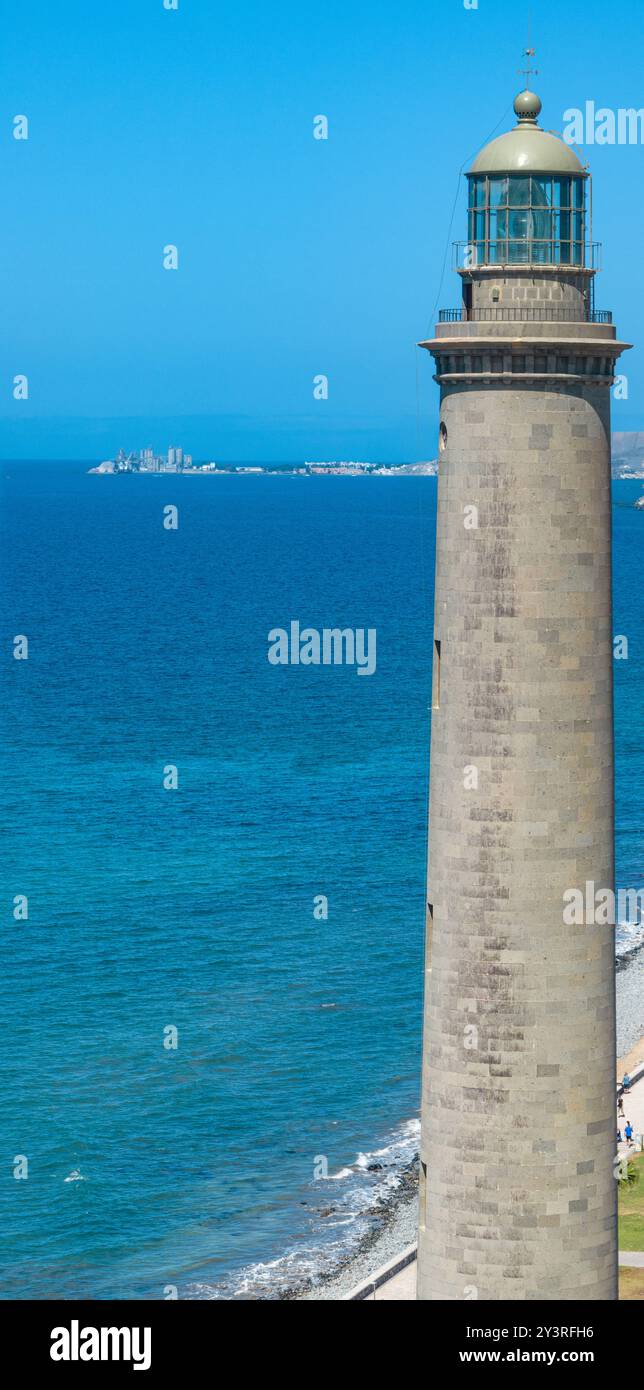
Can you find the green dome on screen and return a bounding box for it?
[468,89,585,176]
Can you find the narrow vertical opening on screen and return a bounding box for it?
[432,639,441,709]
[426,900,434,975]
[419,1160,428,1231]
[462,279,473,320]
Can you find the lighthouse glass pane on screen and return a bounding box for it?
[468,210,485,256]
[574,178,585,208]
[508,207,530,238]
[508,202,530,262]
[554,177,571,208]
[489,208,507,262]
[509,198,528,262]
[532,176,552,207]
[489,177,508,208]
[556,209,572,263]
[509,176,531,206]
[532,222,552,262]
[530,178,552,262]
[474,177,486,208]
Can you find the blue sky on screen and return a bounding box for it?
[1,0,642,460]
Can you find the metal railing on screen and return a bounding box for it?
[453,241,602,271]
[438,307,612,324]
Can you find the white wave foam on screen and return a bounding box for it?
[616,917,644,959]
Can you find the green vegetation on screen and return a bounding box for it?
[618,1151,644,1252]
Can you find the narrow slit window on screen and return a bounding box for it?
[433,639,441,709]
[419,1160,428,1231]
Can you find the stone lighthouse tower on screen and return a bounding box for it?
[417,85,630,1300]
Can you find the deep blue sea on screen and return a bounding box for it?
[1,463,642,1299]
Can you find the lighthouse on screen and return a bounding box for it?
[417,83,630,1300]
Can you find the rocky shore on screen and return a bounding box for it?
[617,944,644,1061]
[291,1159,419,1301]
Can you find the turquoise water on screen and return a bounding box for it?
[0,464,641,1299]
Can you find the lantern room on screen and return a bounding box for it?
[465,90,590,268]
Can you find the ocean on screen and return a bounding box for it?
[1,463,642,1299]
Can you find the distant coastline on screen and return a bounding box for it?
[86,429,644,479]
[88,458,440,477]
